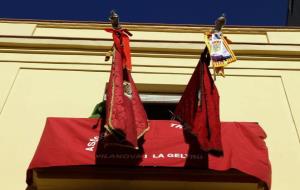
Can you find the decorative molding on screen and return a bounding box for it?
[0,37,300,60]
[1,18,300,33]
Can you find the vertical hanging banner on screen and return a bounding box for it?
[175,50,222,155]
[104,15,149,149]
[174,15,239,155]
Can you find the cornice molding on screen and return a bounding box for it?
[0,36,299,59]
[1,19,300,34]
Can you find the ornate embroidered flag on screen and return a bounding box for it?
[204,31,237,77]
[104,28,149,149]
[175,50,223,155]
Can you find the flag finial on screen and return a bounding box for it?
[109,10,121,29]
[213,14,226,33]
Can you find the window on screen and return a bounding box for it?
[103,83,184,119]
[141,93,180,120]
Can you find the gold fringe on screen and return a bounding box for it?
[107,48,123,138]
[204,32,237,78]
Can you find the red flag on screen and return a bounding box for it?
[105,29,149,149]
[175,50,222,155]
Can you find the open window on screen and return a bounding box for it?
[136,84,184,119]
[103,83,185,119]
[141,93,180,119]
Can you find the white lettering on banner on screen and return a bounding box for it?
[153,153,164,158]
[85,136,99,152]
[96,154,147,159]
[95,153,204,160]
[167,153,188,159]
[170,123,183,129]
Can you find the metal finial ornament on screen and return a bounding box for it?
[109,10,121,29]
[213,13,226,33]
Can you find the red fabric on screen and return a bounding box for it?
[27,118,271,189]
[209,122,272,189]
[105,28,132,70]
[175,53,222,153]
[28,118,101,169]
[105,28,149,149]
[26,118,101,185]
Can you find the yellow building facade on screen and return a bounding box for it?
[0,20,300,190]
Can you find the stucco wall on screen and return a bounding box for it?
[0,21,300,190]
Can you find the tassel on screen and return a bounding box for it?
[105,50,113,62]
